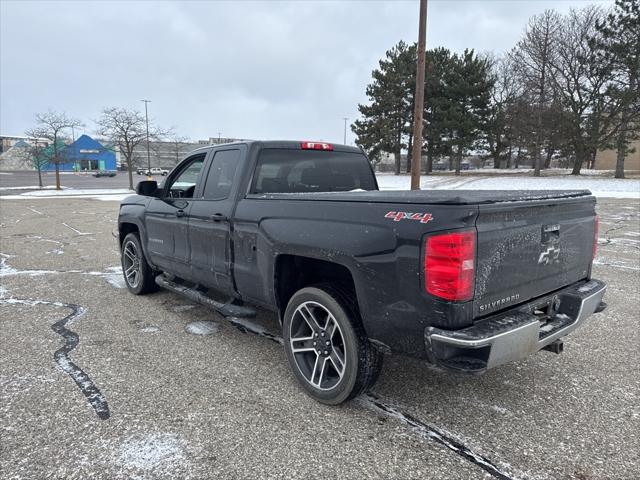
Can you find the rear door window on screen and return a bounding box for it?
[251,149,376,194]
[202,149,240,200]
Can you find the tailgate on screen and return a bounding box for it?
[474,196,597,318]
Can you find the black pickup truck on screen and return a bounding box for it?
[118,140,606,404]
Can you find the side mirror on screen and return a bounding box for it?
[136,180,158,196]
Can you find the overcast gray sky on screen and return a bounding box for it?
[1,0,610,144]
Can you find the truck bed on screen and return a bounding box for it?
[247,189,592,205]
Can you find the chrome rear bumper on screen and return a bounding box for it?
[425,279,607,372]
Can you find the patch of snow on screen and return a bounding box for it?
[0,256,129,287]
[17,188,132,197]
[1,188,134,202]
[577,281,599,293]
[116,433,185,471]
[140,325,161,333]
[103,273,126,289]
[0,185,65,191]
[86,266,126,288]
[172,304,197,312]
[490,405,508,415]
[185,320,220,335]
[539,323,557,333]
[0,256,19,276]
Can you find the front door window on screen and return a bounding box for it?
[165,155,205,198]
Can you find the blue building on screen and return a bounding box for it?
[43,134,116,172]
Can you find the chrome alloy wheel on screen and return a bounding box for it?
[122,240,141,288]
[289,301,346,391]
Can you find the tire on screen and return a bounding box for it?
[121,232,159,295]
[283,284,383,405]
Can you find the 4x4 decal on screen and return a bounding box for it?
[385,211,433,224]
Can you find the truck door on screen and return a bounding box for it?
[145,153,207,277]
[188,148,242,293]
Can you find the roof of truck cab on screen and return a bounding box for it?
[188,140,362,155]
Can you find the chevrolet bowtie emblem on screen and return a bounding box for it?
[538,244,561,265]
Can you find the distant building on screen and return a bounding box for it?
[0,135,38,154]
[0,138,33,170]
[42,134,116,172]
[594,139,640,171]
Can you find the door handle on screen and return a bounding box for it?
[211,213,228,222]
[175,209,185,218]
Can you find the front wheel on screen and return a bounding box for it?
[283,285,383,405]
[121,232,159,295]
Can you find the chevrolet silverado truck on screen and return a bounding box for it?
[118,140,606,404]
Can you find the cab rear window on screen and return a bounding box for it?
[251,149,377,194]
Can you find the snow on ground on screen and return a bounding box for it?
[473,167,611,176]
[116,433,186,472]
[0,185,66,191]
[376,173,640,199]
[1,188,133,201]
[15,188,132,197]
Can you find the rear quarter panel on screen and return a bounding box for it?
[232,197,478,357]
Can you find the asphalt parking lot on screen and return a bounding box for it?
[0,197,638,480]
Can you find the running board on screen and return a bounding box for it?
[155,275,256,318]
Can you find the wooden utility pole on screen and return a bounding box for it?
[410,0,428,190]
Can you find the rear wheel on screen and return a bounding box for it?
[283,285,383,404]
[121,232,159,295]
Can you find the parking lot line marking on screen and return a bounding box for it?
[62,222,93,235]
[27,206,43,215]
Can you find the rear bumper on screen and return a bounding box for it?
[425,279,606,373]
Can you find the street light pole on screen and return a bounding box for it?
[343,117,348,145]
[141,99,152,176]
[410,0,428,190]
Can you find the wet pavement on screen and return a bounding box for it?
[0,197,638,479]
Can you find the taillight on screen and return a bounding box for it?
[425,230,476,301]
[593,215,599,259]
[301,141,333,151]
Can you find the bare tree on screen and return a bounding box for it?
[95,107,167,190]
[550,6,626,175]
[512,10,562,177]
[487,53,522,168]
[169,135,190,165]
[25,110,83,190]
[25,139,49,188]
